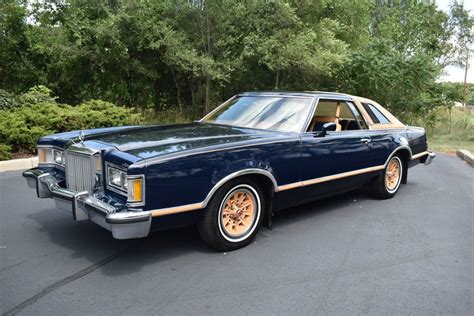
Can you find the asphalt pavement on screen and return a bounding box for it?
[1,154,472,315]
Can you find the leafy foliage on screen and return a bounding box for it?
[0,0,472,159]
[1,0,471,112]
[0,89,18,110]
[0,86,143,157]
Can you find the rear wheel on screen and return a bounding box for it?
[198,179,264,251]
[371,155,403,199]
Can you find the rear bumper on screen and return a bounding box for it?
[23,168,151,239]
[421,151,436,165]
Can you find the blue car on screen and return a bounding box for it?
[23,92,435,251]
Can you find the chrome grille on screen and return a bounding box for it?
[65,150,99,193]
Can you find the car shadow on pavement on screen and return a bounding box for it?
[26,208,214,277]
[26,187,377,277]
[270,188,373,228]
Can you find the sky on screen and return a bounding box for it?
[436,0,473,83]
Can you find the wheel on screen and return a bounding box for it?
[198,178,264,251]
[371,155,403,199]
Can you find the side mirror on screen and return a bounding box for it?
[320,122,336,136]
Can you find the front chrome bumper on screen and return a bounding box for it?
[23,168,151,239]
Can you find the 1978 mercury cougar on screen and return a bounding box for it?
[23,92,435,251]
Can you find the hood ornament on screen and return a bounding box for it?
[78,130,85,145]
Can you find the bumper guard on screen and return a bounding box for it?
[422,151,436,165]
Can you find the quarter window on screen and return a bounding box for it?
[362,103,390,124]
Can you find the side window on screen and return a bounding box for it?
[346,102,368,129]
[361,102,390,124]
[308,99,366,132]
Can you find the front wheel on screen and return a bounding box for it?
[198,179,264,251]
[371,155,403,199]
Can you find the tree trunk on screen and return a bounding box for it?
[170,67,182,112]
[154,79,160,114]
[448,106,452,133]
[205,75,210,115]
[204,2,212,115]
[190,74,196,110]
[275,69,280,90]
[462,51,469,111]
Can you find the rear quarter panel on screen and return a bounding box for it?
[366,128,410,166]
[406,126,428,155]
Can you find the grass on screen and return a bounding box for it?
[428,136,474,153]
[424,107,474,154]
[142,108,193,125]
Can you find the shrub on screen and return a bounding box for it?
[0,143,12,160]
[0,86,144,159]
[19,85,57,106]
[0,89,18,111]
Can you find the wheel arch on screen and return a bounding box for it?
[202,169,277,228]
[385,146,411,184]
[202,168,277,208]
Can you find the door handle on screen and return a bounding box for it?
[361,138,371,143]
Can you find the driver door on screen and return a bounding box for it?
[299,98,374,200]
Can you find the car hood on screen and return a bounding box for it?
[84,123,291,160]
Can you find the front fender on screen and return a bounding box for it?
[142,139,301,211]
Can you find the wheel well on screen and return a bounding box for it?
[232,174,275,228]
[394,149,410,184]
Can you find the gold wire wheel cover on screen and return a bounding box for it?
[385,157,401,192]
[219,185,259,241]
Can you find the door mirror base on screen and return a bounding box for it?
[319,122,336,136]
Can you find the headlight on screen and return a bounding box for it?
[107,166,127,191]
[53,150,64,165]
[38,147,65,167]
[106,164,145,205]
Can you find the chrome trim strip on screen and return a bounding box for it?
[106,210,151,224]
[238,93,318,98]
[204,168,278,198]
[300,96,319,133]
[37,144,63,151]
[106,183,127,197]
[277,165,385,192]
[383,145,413,166]
[411,151,429,160]
[302,165,385,186]
[150,203,204,217]
[277,182,301,191]
[38,162,65,170]
[66,144,100,155]
[199,95,236,122]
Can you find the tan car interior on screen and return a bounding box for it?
[307,100,364,132]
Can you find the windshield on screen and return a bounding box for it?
[202,96,313,132]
